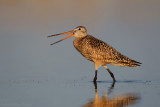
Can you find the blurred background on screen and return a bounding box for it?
[0,0,160,107]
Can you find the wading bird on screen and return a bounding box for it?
[48,26,141,83]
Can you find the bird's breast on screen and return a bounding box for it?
[73,37,86,55]
[73,36,94,61]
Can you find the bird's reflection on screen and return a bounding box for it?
[83,82,139,107]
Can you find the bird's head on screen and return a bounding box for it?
[48,26,87,45]
[73,26,87,37]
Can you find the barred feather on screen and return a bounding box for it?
[74,35,141,67]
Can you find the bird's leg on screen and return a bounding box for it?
[103,65,116,82]
[93,78,97,90]
[107,68,116,82]
[93,63,101,83]
[94,70,98,83]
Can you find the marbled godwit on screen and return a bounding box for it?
[48,26,141,83]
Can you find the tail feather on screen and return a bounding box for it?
[112,55,142,67]
[120,59,142,67]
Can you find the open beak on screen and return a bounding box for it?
[48,30,74,45]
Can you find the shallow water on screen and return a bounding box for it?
[0,0,160,107]
[0,79,160,107]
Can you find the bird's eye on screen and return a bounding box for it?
[78,28,81,30]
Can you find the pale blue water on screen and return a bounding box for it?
[0,0,160,107]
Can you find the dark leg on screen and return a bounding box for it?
[103,65,116,82]
[106,68,116,82]
[93,70,98,83]
[93,80,97,90]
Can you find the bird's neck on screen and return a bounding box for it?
[73,36,86,46]
[74,32,87,38]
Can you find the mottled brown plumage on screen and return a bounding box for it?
[74,34,141,67]
[48,26,141,82]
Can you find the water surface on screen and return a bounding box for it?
[0,0,160,107]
